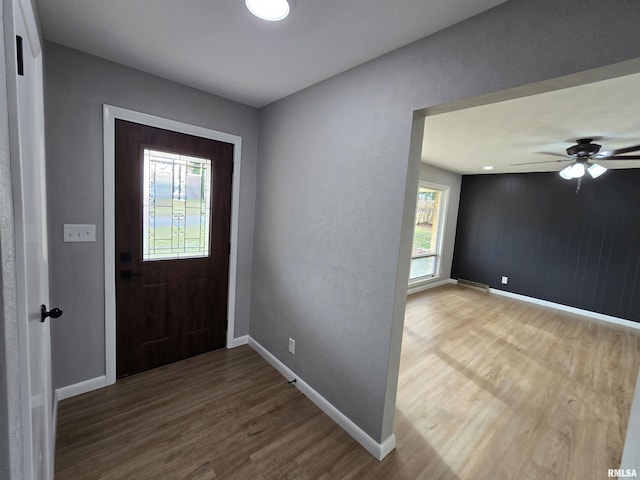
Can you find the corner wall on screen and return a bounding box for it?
[250,0,640,443]
[43,42,259,389]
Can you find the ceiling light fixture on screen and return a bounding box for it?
[559,166,573,180]
[568,162,586,178]
[245,0,290,21]
[587,163,607,178]
[483,166,494,171]
[560,162,586,179]
[559,161,608,180]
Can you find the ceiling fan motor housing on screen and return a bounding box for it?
[566,138,601,159]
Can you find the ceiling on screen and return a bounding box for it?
[37,0,509,108]
[422,71,640,175]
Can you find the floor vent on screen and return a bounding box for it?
[457,279,490,292]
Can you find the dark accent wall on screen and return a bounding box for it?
[451,169,640,323]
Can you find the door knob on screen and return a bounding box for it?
[41,305,63,323]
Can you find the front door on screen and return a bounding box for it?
[115,120,233,377]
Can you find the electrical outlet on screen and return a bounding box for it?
[501,276,509,285]
[288,338,295,355]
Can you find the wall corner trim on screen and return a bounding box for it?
[56,375,107,402]
[489,288,640,331]
[229,335,249,348]
[247,336,396,461]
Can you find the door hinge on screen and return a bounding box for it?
[16,36,24,76]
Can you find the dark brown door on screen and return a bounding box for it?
[115,119,233,377]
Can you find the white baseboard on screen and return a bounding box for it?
[228,335,249,348]
[56,375,107,401]
[621,368,640,471]
[489,287,640,331]
[407,277,456,295]
[247,336,396,461]
[52,390,59,453]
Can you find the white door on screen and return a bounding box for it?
[7,0,55,478]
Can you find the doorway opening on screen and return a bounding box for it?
[388,58,640,476]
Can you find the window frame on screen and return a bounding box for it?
[408,181,449,284]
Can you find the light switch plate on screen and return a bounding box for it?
[64,224,96,242]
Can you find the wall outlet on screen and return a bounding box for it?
[501,276,509,285]
[64,224,96,242]
[288,338,295,355]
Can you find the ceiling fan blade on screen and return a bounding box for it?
[599,155,640,160]
[537,151,568,158]
[610,144,640,155]
[511,159,569,166]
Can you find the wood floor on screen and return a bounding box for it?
[55,285,640,479]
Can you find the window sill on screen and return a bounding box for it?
[407,276,453,295]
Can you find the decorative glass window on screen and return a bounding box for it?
[142,148,212,261]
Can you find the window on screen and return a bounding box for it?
[142,148,212,261]
[409,182,447,282]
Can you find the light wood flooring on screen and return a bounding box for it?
[55,284,640,479]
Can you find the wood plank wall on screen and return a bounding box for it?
[451,169,640,323]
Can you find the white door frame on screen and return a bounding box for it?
[5,0,52,477]
[103,105,242,385]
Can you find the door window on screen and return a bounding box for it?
[142,148,212,261]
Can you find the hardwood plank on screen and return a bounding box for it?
[55,284,640,479]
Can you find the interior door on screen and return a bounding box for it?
[8,1,55,478]
[115,120,233,377]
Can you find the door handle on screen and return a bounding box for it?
[41,305,63,323]
[121,270,144,280]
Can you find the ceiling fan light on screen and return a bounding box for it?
[568,162,586,178]
[245,0,290,21]
[559,165,573,180]
[587,163,607,178]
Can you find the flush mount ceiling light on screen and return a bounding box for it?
[245,0,290,21]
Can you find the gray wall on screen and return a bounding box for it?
[416,163,461,286]
[250,0,640,442]
[44,42,259,389]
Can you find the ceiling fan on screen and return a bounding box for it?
[514,138,640,191]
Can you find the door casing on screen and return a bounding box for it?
[4,0,54,477]
[103,105,243,386]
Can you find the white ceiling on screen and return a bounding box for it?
[422,72,640,175]
[37,0,509,108]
